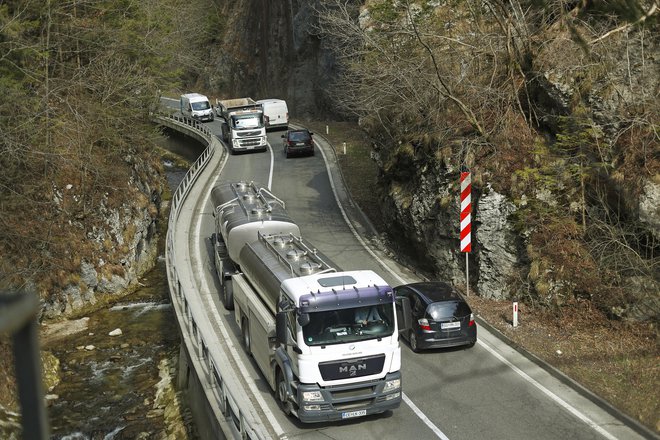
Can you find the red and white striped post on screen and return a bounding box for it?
[460,172,472,296]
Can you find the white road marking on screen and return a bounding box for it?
[315,142,409,285]
[267,141,274,190]
[315,141,449,439]
[478,340,618,440]
[403,394,451,440]
[194,149,287,439]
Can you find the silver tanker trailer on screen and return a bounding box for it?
[210,181,408,423]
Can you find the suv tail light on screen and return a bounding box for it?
[468,313,475,327]
[418,318,431,331]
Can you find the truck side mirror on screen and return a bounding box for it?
[297,312,309,326]
[276,312,288,346]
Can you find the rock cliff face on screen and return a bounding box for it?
[207,0,336,118]
[40,161,163,320]
[208,1,658,320]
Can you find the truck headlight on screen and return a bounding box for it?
[383,379,401,392]
[302,391,324,402]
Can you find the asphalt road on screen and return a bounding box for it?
[163,102,650,440]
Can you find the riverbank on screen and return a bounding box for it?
[0,139,200,439]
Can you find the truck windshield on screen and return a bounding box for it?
[231,114,263,129]
[302,305,395,346]
[191,101,210,110]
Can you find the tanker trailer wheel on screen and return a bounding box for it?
[276,368,292,416]
[242,317,251,355]
[221,278,234,310]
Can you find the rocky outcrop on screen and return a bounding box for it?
[40,163,162,320]
[475,187,519,299]
[208,0,337,118]
[380,162,463,284]
[639,178,660,240]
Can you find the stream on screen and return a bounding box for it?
[41,129,206,439]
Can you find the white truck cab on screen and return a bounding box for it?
[216,98,267,153]
[180,93,214,122]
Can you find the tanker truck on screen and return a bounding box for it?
[215,98,267,154]
[210,181,406,423]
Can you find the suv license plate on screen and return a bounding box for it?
[342,410,367,419]
[441,322,461,330]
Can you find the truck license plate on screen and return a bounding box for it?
[342,409,367,419]
[441,322,461,330]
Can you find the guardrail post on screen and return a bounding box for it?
[0,291,49,439]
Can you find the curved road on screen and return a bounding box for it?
[170,109,649,440]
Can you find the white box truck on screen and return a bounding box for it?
[179,93,214,122]
[257,99,289,131]
[210,181,408,423]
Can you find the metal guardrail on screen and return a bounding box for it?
[155,112,269,439]
[0,291,49,439]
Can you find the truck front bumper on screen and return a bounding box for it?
[294,372,402,423]
[232,137,267,152]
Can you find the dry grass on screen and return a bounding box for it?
[470,296,659,432]
[299,118,660,434]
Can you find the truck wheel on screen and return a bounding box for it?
[276,369,292,416]
[222,278,234,310]
[242,317,251,355]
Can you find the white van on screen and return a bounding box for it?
[180,93,214,122]
[256,99,288,131]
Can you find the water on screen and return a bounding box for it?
[41,131,206,439]
[45,259,185,439]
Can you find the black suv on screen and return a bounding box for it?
[282,129,314,158]
[394,281,477,352]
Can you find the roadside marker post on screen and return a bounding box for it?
[460,172,472,296]
[342,142,347,155]
[513,301,519,328]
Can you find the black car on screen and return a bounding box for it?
[394,282,477,352]
[282,129,314,157]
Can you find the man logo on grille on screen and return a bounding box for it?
[340,363,367,376]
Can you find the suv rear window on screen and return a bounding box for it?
[289,131,311,142]
[427,301,471,320]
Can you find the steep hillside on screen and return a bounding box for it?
[0,0,215,415]
[203,0,338,117]
[203,0,658,323]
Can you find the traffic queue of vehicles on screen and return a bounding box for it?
[179,91,478,423]
[179,94,311,158]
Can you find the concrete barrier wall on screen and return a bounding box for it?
[155,112,270,440]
